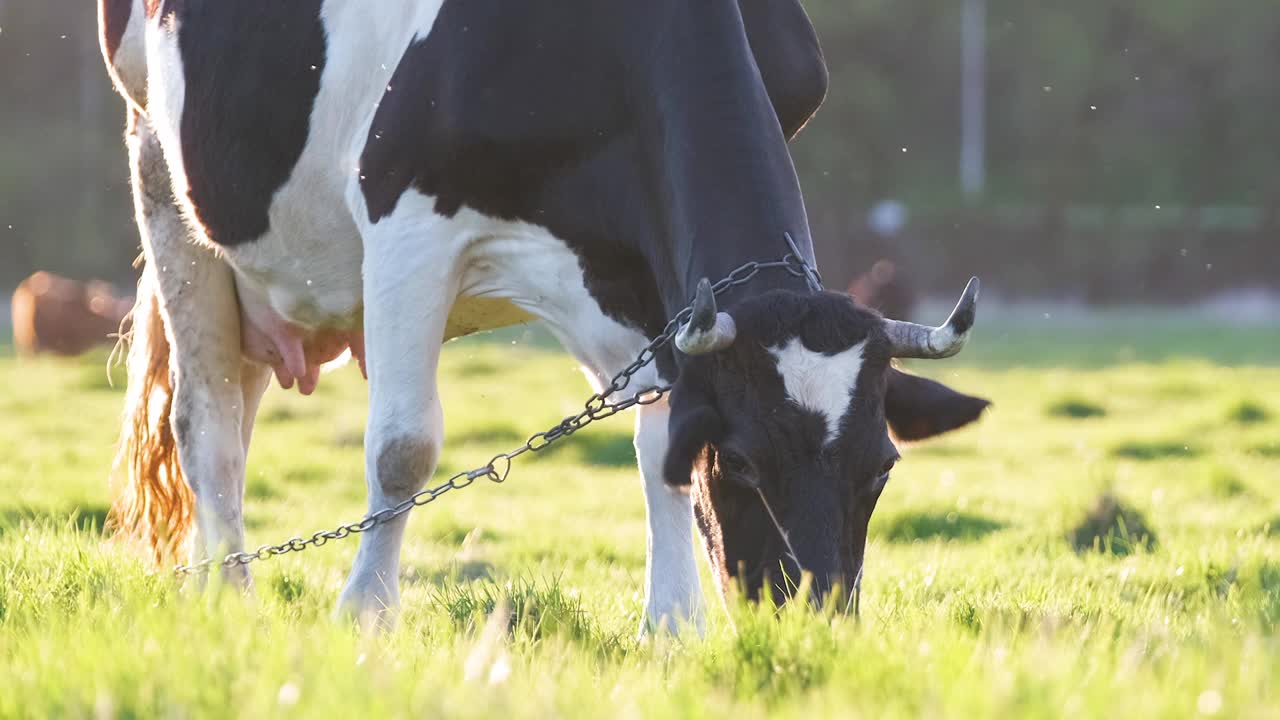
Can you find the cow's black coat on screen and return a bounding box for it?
[158,0,328,248]
[359,1,827,352]
[738,0,828,140]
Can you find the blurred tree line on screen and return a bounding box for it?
[1,1,1277,299]
[796,0,1280,209]
[1,0,137,289]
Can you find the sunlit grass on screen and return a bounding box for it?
[0,322,1277,717]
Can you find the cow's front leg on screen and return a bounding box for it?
[127,112,260,585]
[635,399,705,636]
[337,208,452,629]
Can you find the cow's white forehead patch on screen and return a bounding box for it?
[769,338,867,444]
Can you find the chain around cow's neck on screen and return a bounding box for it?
[173,235,823,576]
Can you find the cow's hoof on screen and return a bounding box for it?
[637,608,706,642]
[180,561,254,595]
[334,587,399,633]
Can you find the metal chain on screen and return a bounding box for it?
[175,246,820,576]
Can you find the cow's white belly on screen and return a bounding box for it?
[223,190,651,396]
[357,191,659,393]
[229,239,537,343]
[443,296,536,340]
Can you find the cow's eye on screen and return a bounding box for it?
[879,455,899,478]
[720,451,751,475]
[718,450,757,487]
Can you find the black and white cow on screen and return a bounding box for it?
[99,0,989,632]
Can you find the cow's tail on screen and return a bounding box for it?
[108,268,194,564]
[99,0,150,112]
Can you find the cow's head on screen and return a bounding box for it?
[665,279,989,608]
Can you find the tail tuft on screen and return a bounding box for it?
[108,269,194,564]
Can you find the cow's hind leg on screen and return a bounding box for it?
[337,193,454,629]
[116,111,258,584]
[635,399,705,636]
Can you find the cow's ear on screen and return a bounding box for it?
[884,367,990,442]
[663,378,723,487]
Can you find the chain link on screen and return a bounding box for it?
[174,248,819,576]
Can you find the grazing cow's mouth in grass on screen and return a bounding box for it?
[666,280,990,609]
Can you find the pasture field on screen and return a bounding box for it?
[0,315,1277,718]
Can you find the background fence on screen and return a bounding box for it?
[813,205,1278,304]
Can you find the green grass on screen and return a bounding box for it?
[1225,399,1271,425]
[1,321,1278,718]
[1045,395,1108,419]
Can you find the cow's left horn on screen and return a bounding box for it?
[675,278,737,355]
[884,277,980,359]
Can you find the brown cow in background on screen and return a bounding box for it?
[10,271,133,356]
[848,259,917,322]
[845,201,919,322]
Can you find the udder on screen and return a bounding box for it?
[238,288,366,396]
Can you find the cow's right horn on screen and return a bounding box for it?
[675,278,737,355]
[883,277,980,359]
